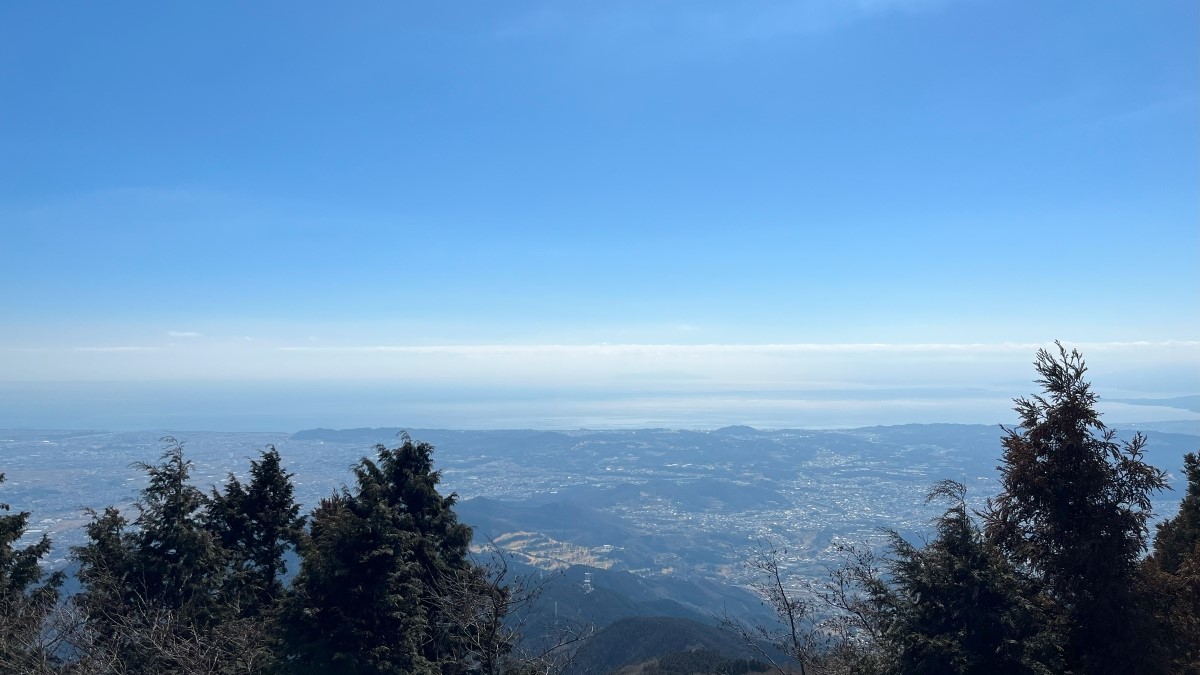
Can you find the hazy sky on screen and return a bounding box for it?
[1,1,1197,428]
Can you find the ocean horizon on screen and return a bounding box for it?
[2,380,1195,433]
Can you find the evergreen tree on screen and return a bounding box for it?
[0,472,63,673]
[71,504,134,638]
[71,438,228,673]
[874,481,1059,675]
[128,438,224,617]
[983,344,1168,673]
[1152,452,1200,574]
[70,504,153,675]
[1144,452,1200,673]
[207,444,304,616]
[280,434,476,675]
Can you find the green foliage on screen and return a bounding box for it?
[0,473,60,599]
[71,504,133,630]
[64,435,509,674]
[70,438,243,673]
[873,481,1059,675]
[207,444,305,617]
[1152,452,1200,574]
[0,472,63,673]
[1144,452,1200,673]
[736,484,1062,674]
[984,344,1169,673]
[129,439,225,617]
[280,434,476,675]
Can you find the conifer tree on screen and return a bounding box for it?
[280,434,476,675]
[1144,452,1200,673]
[71,505,134,640]
[207,444,304,616]
[129,438,224,617]
[984,344,1168,673]
[1152,452,1200,574]
[0,472,63,672]
[875,480,1059,675]
[71,438,228,673]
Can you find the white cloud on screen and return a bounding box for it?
[255,340,1200,396]
[167,331,202,338]
[3,341,1193,401]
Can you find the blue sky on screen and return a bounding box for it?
[1,1,1197,429]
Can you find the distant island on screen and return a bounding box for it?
[1113,394,1200,413]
